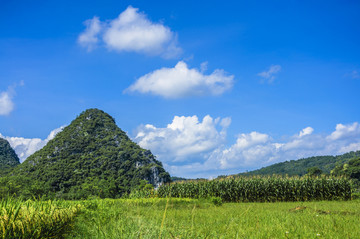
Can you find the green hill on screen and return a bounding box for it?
[331,157,360,186]
[238,151,360,177]
[0,137,20,171]
[6,108,170,199]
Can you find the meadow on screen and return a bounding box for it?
[1,176,358,238]
[68,198,360,239]
[1,197,360,239]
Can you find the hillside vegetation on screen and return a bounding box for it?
[1,109,170,199]
[238,151,360,177]
[332,157,360,186]
[0,138,20,172]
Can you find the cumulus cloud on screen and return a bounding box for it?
[0,81,23,116]
[78,6,181,58]
[0,126,65,163]
[134,118,360,178]
[258,65,281,83]
[126,61,234,98]
[135,115,231,162]
[327,122,360,141]
[299,127,314,137]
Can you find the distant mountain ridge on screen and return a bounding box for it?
[10,108,170,199]
[238,151,360,177]
[0,138,20,171]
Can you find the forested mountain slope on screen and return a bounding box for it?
[238,151,360,177]
[7,108,170,199]
[0,138,20,171]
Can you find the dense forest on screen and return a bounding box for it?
[331,157,360,186]
[0,109,170,199]
[0,138,20,172]
[238,151,360,177]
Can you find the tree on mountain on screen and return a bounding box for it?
[306,167,323,177]
[331,157,360,186]
[0,138,20,172]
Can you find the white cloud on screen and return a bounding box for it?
[134,118,360,178]
[78,6,181,58]
[327,122,360,141]
[126,61,234,98]
[232,132,270,150]
[0,91,14,116]
[78,17,102,51]
[135,115,230,162]
[299,127,314,137]
[0,82,24,116]
[212,124,360,176]
[339,142,360,154]
[258,65,281,83]
[0,126,65,163]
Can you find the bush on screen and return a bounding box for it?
[209,196,222,206]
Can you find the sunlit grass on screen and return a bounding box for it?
[0,198,81,239]
[68,198,360,238]
[1,197,359,238]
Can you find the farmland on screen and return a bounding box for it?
[1,197,360,238]
[1,175,359,238]
[157,176,352,202]
[0,199,81,239]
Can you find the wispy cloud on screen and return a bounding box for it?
[258,65,281,83]
[78,16,102,51]
[0,81,24,116]
[350,70,360,79]
[78,6,181,58]
[126,61,234,98]
[0,126,65,162]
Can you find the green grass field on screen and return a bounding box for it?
[68,198,360,239]
[2,198,360,238]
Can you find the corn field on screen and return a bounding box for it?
[157,176,353,202]
[0,198,81,239]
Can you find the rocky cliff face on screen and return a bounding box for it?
[15,108,170,197]
[0,138,20,171]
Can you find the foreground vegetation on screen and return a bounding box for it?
[2,197,360,238]
[69,198,360,239]
[0,198,81,239]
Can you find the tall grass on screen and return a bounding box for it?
[0,198,81,239]
[157,176,353,202]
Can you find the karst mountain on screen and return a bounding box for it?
[11,108,170,198]
[0,137,20,172]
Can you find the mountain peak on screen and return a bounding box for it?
[0,138,20,171]
[80,108,115,121]
[13,109,170,199]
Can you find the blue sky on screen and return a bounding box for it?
[1,0,360,178]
